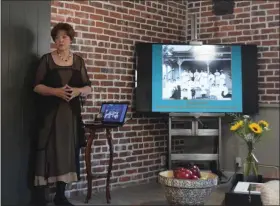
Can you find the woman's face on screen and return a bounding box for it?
[54,30,71,51]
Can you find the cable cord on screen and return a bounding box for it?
[219,163,239,184]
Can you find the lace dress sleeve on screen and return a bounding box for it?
[80,57,91,87]
[34,54,48,87]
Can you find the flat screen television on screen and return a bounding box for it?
[135,43,258,114]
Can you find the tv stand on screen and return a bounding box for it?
[167,113,226,181]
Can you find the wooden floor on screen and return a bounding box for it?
[48,181,230,205]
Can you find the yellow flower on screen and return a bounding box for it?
[258,120,269,128]
[249,123,263,134]
[230,121,243,131]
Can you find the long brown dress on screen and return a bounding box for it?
[33,53,91,186]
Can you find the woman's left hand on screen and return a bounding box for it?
[71,88,81,99]
[67,85,81,100]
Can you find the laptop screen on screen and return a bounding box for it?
[100,102,128,124]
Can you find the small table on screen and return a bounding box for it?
[84,123,117,204]
[223,173,279,206]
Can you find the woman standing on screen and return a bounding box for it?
[33,23,92,205]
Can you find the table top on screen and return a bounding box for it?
[223,173,279,206]
[84,122,119,129]
[228,173,279,193]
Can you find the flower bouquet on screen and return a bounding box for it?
[229,114,270,179]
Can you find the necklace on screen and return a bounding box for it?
[57,50,72,62]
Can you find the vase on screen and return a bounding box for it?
[243,161,259,182]
[243,142,259,182]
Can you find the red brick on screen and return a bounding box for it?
[64,3,80,10]
[237,36,252,42]
[75,11,89,19]
[267,89,280,94]
[89,27,103,34]
[261,40,278,46]
[267,9,280,15]
[81,33,95,39]
[228,31,242,36]
[261,28,277,34]
[263,52,279,58]
[266,77,280,82]
[95,8,109,16]
[81,5,94,13]
[259,70,273,76]
[52,14,65,22]
[123,1,134,8]
[259,83,274,88]
[261,95,277,101]
[236,13,250,18]
[259,4,275,9]
[90,14,103,21]
[236,25,250,30]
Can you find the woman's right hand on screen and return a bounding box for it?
[53,85,72,102]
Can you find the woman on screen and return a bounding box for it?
[33,22,92,205]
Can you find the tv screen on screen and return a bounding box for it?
[135,43,258,114]
[161,45,233,101]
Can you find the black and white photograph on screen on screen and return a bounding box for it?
[162,45,233,100]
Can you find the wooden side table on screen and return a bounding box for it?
[84,123,117,204]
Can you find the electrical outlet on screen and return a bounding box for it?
[160,155,166,166]
[235,157,242,168]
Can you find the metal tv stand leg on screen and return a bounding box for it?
[167,113,225,178]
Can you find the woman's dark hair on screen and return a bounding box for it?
[51,22,75,42]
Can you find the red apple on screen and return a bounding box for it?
[184,169,193,175]
[190,168,197,175]
[175,171,184,179]
[173,171,178,178]
[190,165,201,178]
[173,169,183,178]
[178,172,192,179]
[174,168,193,179]
[174,166,200,180]
[192,165,198,169]
[183,172,192,179]
[176,167,185,172]
[191,175,199,180]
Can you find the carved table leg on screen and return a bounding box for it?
[106,128,114,203]
[84,130,95,203]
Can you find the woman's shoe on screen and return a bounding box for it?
[53,194,74,206]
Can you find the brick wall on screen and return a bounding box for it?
[187,0,279,103]
[51,0,187,196]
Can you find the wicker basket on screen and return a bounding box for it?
[158,170,218,205]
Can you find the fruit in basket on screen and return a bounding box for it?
[173,166,202,180]
[191,175,199,180]
[174,168,191,178]
[177,171,192,179]
[174,168,192,178]
[187,165,201,178]
[159,170,218,206]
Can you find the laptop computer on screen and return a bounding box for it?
[99,102,129,127]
